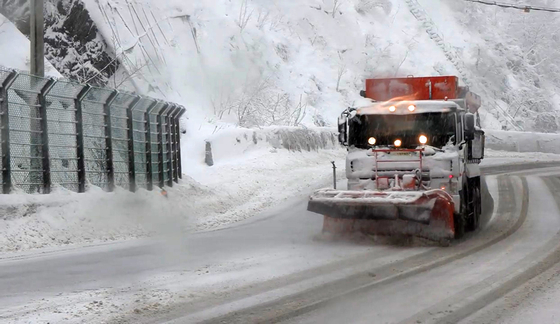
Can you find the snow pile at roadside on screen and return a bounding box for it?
[205,126,338,164]
[187,148,346,230]
[4,116,560,253]
[0,146,346,253]
[482,149,560,167]
[0,186,184,252]
[485,130,560,155]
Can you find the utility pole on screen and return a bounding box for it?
[30,0,45,77]
[30,0,45,193]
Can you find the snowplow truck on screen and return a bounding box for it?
[307,76,485,243]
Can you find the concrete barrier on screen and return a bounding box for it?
[205,126,339,165]
[485,130,560,154]
[205,127,560,165]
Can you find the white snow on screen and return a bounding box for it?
[1,0,560,261]
[0,144,346,253]
[202,126,338,165]
[485,129,560,154]
[0,185,179,253]
[1,140,559,255]
[3,2,560,323]
[481,263,560,324]
[183,147,347,231]
[78,0,506,132]
[482,149,560,167]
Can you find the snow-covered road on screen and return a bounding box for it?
[2,162,560,324]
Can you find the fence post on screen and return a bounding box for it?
[176,108,186,179]
[0,71,18,194]
[170,106,179,183]
[127,97,141,192]
[39,79,56,194]
[145,101,157,191]
[166,105,176,187]
[104,90,118,192]
[157,104,168,188]
[75,85,91,193]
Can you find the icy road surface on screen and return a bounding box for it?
[3,163,560,323]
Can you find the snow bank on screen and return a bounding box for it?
[0,186,184,252]
[485,130,560,154]
[0,147,347,253]
[5,123,560,253]
[205,127,560,166]
[205,126,339,165]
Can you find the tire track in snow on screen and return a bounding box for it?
[159,175,528,324]
[398,176,560,324]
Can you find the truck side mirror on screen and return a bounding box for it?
[360,90,366,98]
[338,116,348,146]
[464,113,475,141]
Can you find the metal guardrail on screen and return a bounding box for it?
[0,68,186,194]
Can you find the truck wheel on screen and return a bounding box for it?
[477,185,482,217]
[454,194,466,239]
[474,186,481,228]
[467,182,482,232]
[455,213,465,239]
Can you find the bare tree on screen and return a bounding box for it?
[336,51,347,92]
[394,51,409,76]
[332,0,343,18]
[336,64,347,92]
[237,0,254,33]
[256,9,270,30]
[290,94,308,126]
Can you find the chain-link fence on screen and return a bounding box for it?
[0,68,185,194]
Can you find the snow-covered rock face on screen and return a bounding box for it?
[0,0,116,86]
[44,0,117,86]
[346,146,458,191]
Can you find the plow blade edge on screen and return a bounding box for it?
[307,189,456,242]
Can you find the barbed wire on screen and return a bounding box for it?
[464,0,560,13]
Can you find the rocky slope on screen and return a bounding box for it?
[0,0,117,86]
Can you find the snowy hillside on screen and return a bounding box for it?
[78,0,497,129]
[3,0,560,134]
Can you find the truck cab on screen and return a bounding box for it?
[336,76,485,238]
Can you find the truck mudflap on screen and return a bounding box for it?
[307,189,456,242]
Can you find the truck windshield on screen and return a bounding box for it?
[348,112,457,149]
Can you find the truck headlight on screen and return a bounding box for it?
[368,137,376,145]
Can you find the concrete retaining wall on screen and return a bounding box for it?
[205,126,339,165]
[485,130,560,154]
[205,127,560,165]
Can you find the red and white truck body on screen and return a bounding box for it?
[308,76,485,243]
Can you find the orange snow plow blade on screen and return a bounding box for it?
[307,189,455,242]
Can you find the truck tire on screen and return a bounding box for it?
[477,184,482,216]
[474,185,481,227]
[455,193,467,239]
[466,181,481,232]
